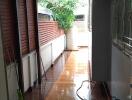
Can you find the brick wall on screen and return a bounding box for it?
[0,0,38,63]
[0,0,64,63]
[17,0,29,55]
[26,0,36,51]
[17,0,37,55]
[38,21,64,46]
[0,0,17,64]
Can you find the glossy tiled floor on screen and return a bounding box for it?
[25,47,111,100]
[45,48,90,100]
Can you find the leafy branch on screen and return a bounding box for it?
[38,0,78,32]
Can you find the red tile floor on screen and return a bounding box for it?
[25,47,111,100]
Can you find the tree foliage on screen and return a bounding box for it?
[39,0,78,31]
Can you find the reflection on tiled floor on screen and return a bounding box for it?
[45,48,89,100]
[25,47,111,100]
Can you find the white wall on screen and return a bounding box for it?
[74,21,87,32]
[22,51,38,92]
[6,51,38,96]
[0,22,8,100]
[23,56,30,92]
[22,35,65,92]
[52,35,65,62]
[6,64,18,100]
[40,35,65,75]
[74,21,89,47]
[88,32,92,79]
[41,44,52,74]
[111,45,131,100]
[29,53,38,87]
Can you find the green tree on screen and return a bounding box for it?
[39,0,78,32]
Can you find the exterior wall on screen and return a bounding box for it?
[74,21,89,47]
[26,0,36,51]
[17,0,29,55]
[22,51,38,92]
[0,0,20,100]
[0,0,65,98]
[29,52,38,87]
[40,35,65,75]
[0,0,18,65]
[22,56,30,92]
[52,35,64,62]
[41,44,52,73]
[6,64,18,100]
[22,35,65,92]
[74,21,86,32]
[38,21,64,46]
[4,54,37,97]
[22,35,65,80]
[111,45,131,100]
[38,21,65,76]
[74,0,89,32]
[88,0,92,31]
[74,1,89,47]
[88,31,92,79]
[0,21,8,100]
[92,0,112,81]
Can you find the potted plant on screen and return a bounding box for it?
[39,0,78,50]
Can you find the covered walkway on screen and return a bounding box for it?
[25,47,110,100]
